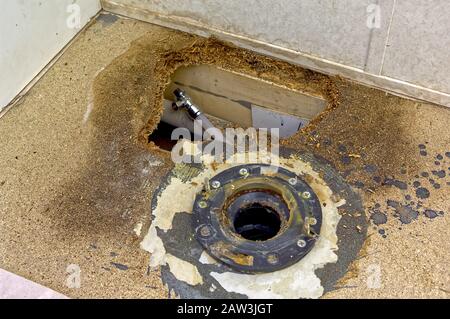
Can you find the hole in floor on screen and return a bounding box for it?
[233,202,282,241]
[148,121,193,152]
[160,64,327,139]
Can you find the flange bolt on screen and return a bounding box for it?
[297,239,307,248]
[239,168,249,176]
[211,181,221,189]
[267,254,279,265]
[199,225,212,237]
[198,201,208,209]
[302,191,311,199]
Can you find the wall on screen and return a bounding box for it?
[101,0,450,107]
[0,0,101,111]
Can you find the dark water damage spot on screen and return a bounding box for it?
[432,170,446,178]
[383,178,408,190]
[387,200,419,224]
[338,144,347,153]
[352,181,365,189]
[364,164,377,174]
[415,187,430,199]
[418,144,427,156]
[97,13,119,26]
[367,144,448,237]
[432,183,441,189]
[110,262,129,271]
[424,210,438,219]
[369,209,387,225]
[341,155,352,165]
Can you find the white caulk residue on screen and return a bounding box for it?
[142,159,163,175]
[140,171,218,266]
[166,254,203,286]
[82,102,93,124]
[141,227,203,286]
[141,225,166,267]
[199,251,218,265]
[140,141,222,269]
[141,140,345,298]
[134,222,143,236]
[83,66,105,125]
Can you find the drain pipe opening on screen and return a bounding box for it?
[233,202,282,241]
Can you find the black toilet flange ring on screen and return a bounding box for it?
[192,164,323,273]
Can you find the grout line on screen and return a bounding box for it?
[379,0,397,75]
[363,0,378,72]
[364,26,375,72]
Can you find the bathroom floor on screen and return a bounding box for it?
[0,13,448,299]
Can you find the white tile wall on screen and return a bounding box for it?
[102,0,450,106]
[0,0,101,111]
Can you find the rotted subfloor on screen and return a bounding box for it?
[0,13,448,298]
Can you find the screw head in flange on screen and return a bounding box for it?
[302,191,311,199]
[198,201,208,209]
[211,181,221,189]
[297,239,307,248]
[199,225,212,237]
[266,254,279,265]
[239,168,249,176]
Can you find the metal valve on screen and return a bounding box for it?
[172,89,202,120]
